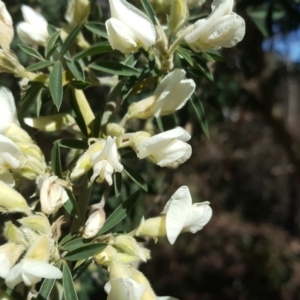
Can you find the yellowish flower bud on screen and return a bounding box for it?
[127,96,155,120]
[83,206,106,239]
[3,123,32,143]
[0,1,14,50]
[0,181,31,215]
[65,0,90,26]
[18,214,51,235]
[135,216,167,239]
[168,0,189,34]
[0,49,26,75]
[24,235,50,261]
[3,221,28,246]
[128,131,151,153]
[94,245,117,266]
[106,123,125,138]
[108,261,132,280]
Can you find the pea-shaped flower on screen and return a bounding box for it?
[0,1,14,50]
[185,0,245,52]
[106,0,156,53]
[131,127,192,167]
[127,69,195,119]
[17,5,49,46]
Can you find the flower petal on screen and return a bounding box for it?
[23,259,62,279]
[0,87,18,132]
[0,134,21,169]
[163,186,192,244]
[21,5,48,28]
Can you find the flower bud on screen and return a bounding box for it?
[94,245,117,266]
[0,49,26,75]
[135,216,167,240]
[0,181,31,215]
[3,221,28,246]
[0,1,14,50]
[39,175,70,215]
[24,235,50,261]
[65,0,90,26]
[106,123,125,138]
[18,214,51,235]
[168,0,189,34]
[83,206,106,238]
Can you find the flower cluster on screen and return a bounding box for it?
[0,0,246,298]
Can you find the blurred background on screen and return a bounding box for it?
[3,0,300,299]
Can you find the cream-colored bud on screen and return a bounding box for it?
[135,216,167,239]
[83,206,106,239]
[0,243,25,278]
[0,50,26,75]
[128,131,151,153]
[0,181,31,215]
[3,123,32,143]
[3,221,28,246]
[168,0,189,34]
[0,1,14,50]
[106,123,125,138]
[108,261,132,280]
[18,214,51,235]
[65,0,90,26]
[39,175,70,215]
[70,139,106,180]
[127,96,155,120]
[19,226,39,245]
[24,235,50,261]
[94,245,117,266]
[111,235,150,262]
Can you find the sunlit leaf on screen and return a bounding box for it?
[18,44,44,60]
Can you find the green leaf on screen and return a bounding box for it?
[85,22,107,38]
[61,238,93,251]
[60,22,85,59]
[51,142,63,178]
[65,243,106,261]
[123,164,148,192]
[70,80,91,90]
[64,189,80,219]
[19,82,44,118]
[26,61,55,72]
[66,59,85,81]
[201,50,224,62]
[98,190,141,235]
[18,44,44,60]
[73,42,112,60]
[69,88,88,137]
[59,233,78,246]
[37,261,62,300]
[189,93,209,138]
[90,61,140,76]
[187,64,214,83]
[113,172,122,198]
[140,0,157,25]
[59,139,88,150]
[176,47,194,66]
[49,62,63,111]
[62,262,78,300]
[45,30,61,58]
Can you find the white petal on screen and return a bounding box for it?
[164,186,192,244]
[0,87,18,132]
[21,5,48,28]
[0,251,10,278]
[106,18,138,53]
[0,172,15,187]
[22,259,62,279]
[108,0,156,47]
[182,202,212,233]
[105,278,146,300]
[5,262,23,289]
[0,134,21,169]
[17,22,48,45]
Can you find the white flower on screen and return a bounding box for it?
[5,259,62,289]
[136,127,192,167]
[65,0,90,26]
[127,69,195,119]
[38,175,69,215]
[83,205,106,238]
[0,87,19,133]
[17,5,49,46]
[162,186,212,244]
[0,251,10,278]
[90,136,123,185]
[105,277,146,300]
[106,0,156,53]
[0,1,14,50]
[185,0,245,52]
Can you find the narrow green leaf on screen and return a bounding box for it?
[189,93,209,138]
[59,139,88,150]
[73,42,112,60]
[90,61,140,76]
[19,82,44,118]
[113,172,122,198]
[201,50,224,62]
[65,243,106,261]
[60,22,85,59]
[98,190,141,235]
[37,261,62,300]
[187,64,214,83]
[66,59,85,81]
[36,87,43,117]
[177,47,194,66]
[64,189,80,219]
[69,88,88,137]
[140,0,157,25]
[26,61,55,72]
[61,238,92,252]
[49,62,63,111]
[51,142,63,178]
[18,44,44,60]
[59,233,78,246]
[85,22,107,38]
[62,262,78,300]
[70,80,91,90]
[45,30,61,58]
[123,164,148,192]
